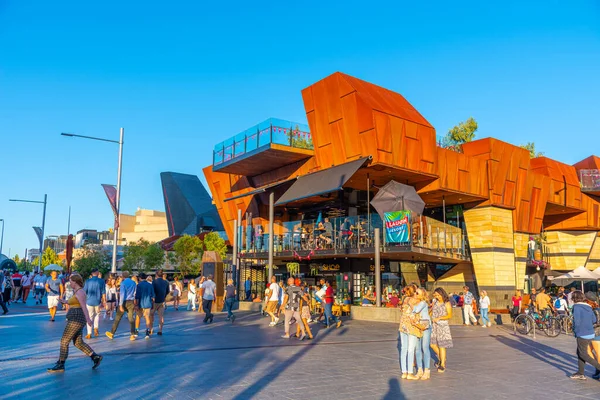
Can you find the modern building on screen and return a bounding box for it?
[43,235,69,255]
[75,229,99,248]
[203,72,600,308]
[160,172,224,236]
[118,208,169,244]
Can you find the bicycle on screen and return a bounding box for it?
[555,312,573,335]
[514,306,561,337]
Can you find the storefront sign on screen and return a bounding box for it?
[384,211,411,243]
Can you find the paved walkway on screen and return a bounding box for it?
[1,302,600,400]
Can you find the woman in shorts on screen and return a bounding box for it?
[105,277,117,320]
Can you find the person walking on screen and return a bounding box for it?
[280,277,306,340]
[11,271,22,303]
[462,286,477,326]
[47,273,102,373]
[480,290,491,328]
[0,272,8,314]
[511,290,522,321]
[135,273,155,339]
[21,272,32,304]
[430,288,453,373]
[46,270,64,322]
[224,279,236,323]
[265,276,280,327]
[152,270,170,335]
[200,274,217,324]
[105,277,117,320]
[84,269,106,339]
[323,280,342,329]
[187,279,197,311]
[570,290,600,380]
[105,271,137,341]
[172,275,183,310]
[296,286,313,339]
[34,271,46,304]
[2,271,13,306]
[245,277,252,301]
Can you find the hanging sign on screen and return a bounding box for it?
[384,211,411,243]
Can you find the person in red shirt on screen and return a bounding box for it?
[323,281,342,328]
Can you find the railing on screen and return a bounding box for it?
[580,169,600,192]
[238,213,470,259]
[213,118,313,166]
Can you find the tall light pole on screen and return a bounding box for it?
[0,219,4,255]
[9,195,47,272]
[61,128,124,273]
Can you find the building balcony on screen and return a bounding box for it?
[212,118,314,176]
[238,213,470,264]
[580,169,600,195]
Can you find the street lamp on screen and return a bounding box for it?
[61,128,124,273]
[9,195,47,272]
[0,219,4,255]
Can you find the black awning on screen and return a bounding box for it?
[224,178,296,202]
[275,157,370,206]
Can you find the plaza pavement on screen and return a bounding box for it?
[1,302,600,400]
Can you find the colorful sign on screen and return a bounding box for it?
[384,211,411,243]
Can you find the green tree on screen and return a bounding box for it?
[122,239,150,273]
[520,142,543,158]
[18,258,34,272]
[173,235,203,276]
[72,245,110,278]
[41,246,61,267]
[203,232,228,260]
[13,254,20,264]
[442,117,478,152]
[144,243,165,271]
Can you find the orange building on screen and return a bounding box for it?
[203,72,600,308]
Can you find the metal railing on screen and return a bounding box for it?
[238,213,470,260]
[213,118,313,166]
[580,169,600,192]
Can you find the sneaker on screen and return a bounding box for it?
[570,373,586,380]
[85,334,92,339]
[92,355,103,370]
[269,322,275,326]
[274,317,280,325]
[145,332,150,340]
[487,322,492,327]
[482,325,487,328]
[47,362,65,373]
[130,335,136,341]
[336,320,343,328]
[437,366,445,373]
[94,328,99,337]
[281,335,290,339]
[401,373,408,379]
[105,332,114,340]
[157,331,163,336]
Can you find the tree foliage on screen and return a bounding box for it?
[441,117,478,152]
[41,246,61,268]
[520,142,543,158]
[73,244,111,278]
[13,254,20,264]
[203,232,227,260]
[173,235,203,277]
[122,239,165,273]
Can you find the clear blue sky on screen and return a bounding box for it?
[1,1,599,258]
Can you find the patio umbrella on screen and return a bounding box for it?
[549,266,598,291]
[316,212,323,225]
[44,264,63,272]
[370,180,426,219]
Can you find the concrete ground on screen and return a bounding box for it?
[1,301,600,400]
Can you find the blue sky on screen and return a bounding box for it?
[1,1,599,258]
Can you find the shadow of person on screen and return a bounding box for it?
[491,334,575,375]
[382,377,405,400]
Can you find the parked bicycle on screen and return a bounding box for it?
[514,306,561,337]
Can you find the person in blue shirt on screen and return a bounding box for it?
[135,273,155,339]
[245,278,252,302]
[106,271,137,341]
[83,269,106,339]
[570,290,600,380]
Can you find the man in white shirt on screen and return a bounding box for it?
[265,276,280,326]
[200,274,217,324]
[34,272,47,305]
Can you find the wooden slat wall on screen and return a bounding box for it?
[463,207,516,288]
[545,231,597,270]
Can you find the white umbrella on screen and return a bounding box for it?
[549,266,598,291]
[592,267,600,279]
[44,264,63,272]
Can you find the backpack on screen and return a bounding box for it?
[554,298,561,308]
